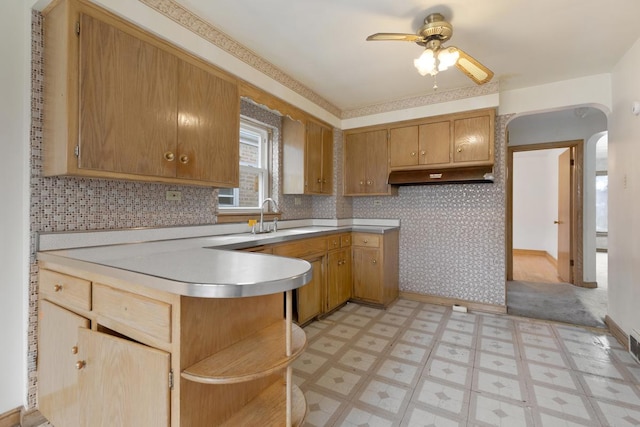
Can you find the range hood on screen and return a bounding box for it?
[388,165,494,186]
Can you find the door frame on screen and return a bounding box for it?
[506,140,584,286]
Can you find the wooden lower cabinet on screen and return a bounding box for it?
[78,329,171,426]
[351,230,399,306]
[37,266,305,426]
[326,233,352,312]
[296,256,324,324]
[38,300,89,427]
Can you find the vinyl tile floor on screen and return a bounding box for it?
[293,298,640,427]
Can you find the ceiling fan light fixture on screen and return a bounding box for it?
[414,48,436,76]
[437,47,459,71]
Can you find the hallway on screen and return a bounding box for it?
[507,252,608,328]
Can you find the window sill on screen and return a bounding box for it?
[216,212,282,224]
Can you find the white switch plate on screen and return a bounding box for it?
[166,191,182,201]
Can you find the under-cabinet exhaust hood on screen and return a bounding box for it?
[388,165,494,186]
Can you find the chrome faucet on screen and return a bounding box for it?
[259,198,279,233]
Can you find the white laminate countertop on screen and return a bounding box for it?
[37,223,399,299]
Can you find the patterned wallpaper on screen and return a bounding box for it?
[352,115,510,307]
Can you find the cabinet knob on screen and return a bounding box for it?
[317,178,322,183]
[372,259,377,264]
[53,284,62,292]
[179,155,190,164]
[411,151,416,156]
[164,151,175,161]
[421,150,426,156]
[363,239,368,243]
[360,180,364,185]
[71,346,78,355]
[457,147,463,153]
[322,179,327,183]
[76,360,86,370]
[366,180,372,185]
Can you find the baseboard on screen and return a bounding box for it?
[0,407,21,427]
[605,315,629,350]
[513,248,558,267]
[400,291,507,315]
[20,409,47,427]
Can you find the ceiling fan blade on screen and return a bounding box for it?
[452,47,494,85]
[366,33,423,42]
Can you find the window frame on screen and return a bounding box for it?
[218,117,272,213]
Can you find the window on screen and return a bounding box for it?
[218,118,271,211]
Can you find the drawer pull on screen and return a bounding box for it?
[76,360,86,370]
[179,155,190,164]
[363,240,368,243]
[71,346,78,355]
[372,259,377,264]
[164,151,175,161]
[53,284,63,292]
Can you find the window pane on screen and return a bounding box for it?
[238,168,262,208]
[595,175,607,233]
[240,142,260,168]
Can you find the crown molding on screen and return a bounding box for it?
[138,0,499,121]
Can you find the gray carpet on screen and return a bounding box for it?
[507,280,607,328]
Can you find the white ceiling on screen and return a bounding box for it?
[175,0,640,112]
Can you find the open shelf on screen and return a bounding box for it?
[181,320,306,384]
[220,380,306,427]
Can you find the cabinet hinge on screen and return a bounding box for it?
[74,145,80,157]
[570,259,574,267]
[75,21,80,36]
[169,369,174,389]
[570,159,575,166]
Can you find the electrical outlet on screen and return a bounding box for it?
[373,199,382,206]
[166,191,182,201]
[294,197,302,206]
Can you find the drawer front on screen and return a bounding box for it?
[328,235,341,250]
[352,233,380,248]
[93,283,171,343]
[273,237,327,258]
[340,234,352,248]
[39,269,91,312]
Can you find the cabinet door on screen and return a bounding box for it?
[177,60,239,186]
[79,14,178,177]
[366,130,390,194]
[352,247,382,303]
[320,125,334,194]
[38,300,90,427]
[389,126,419,167]
[305,121,323,194]
[419,121,451,165]
[77,329,170,427]
[344,132,368,195]
[296,257,324,324]
[453,115,492,164]
[327,249,351,311]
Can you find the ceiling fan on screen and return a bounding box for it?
[367,13,494,87]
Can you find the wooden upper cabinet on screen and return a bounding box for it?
[420,121,451,165]
[79,14,178,178]
[283,118,333,195]
[453,114,492,164]
[344,129,391,196]
[388,108,495,171]
[177,61,239,186]
[44,0,240,187]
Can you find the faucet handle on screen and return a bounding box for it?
[273,217,278,232]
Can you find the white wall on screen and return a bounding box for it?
[0,1,31,414]
[609,36,640,336]
[513,150,564,258]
